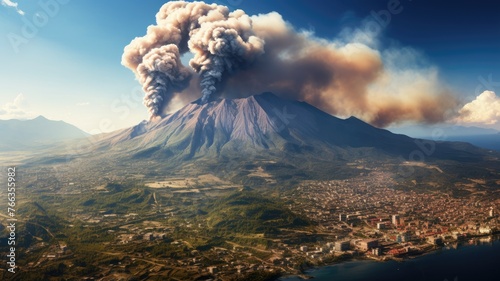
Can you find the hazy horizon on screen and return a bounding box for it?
[1,0,499,133]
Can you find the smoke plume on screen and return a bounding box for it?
[122,1,264,118]
[123,1,457,127]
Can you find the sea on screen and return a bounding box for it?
[280,236,500,281]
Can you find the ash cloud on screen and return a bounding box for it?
[123,1,457,127]
[222,12,458,127]
[122,1,264,119]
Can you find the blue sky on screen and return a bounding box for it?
[1,0,499,132]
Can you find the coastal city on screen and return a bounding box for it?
[2,164,499,280]
[1,0,500,280]
[287,170,500,260]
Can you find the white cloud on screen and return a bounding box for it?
[457,91,500,125]
[1,0,24,15]
[0,94,35,119]
[76,102,90,106]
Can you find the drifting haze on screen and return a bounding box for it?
[123,1,458,127]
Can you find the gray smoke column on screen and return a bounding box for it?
[122,1,264,118]
[136,45,191,116]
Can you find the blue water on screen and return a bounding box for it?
[281,237,500,281]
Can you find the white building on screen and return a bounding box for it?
[392,215,400,226]
[479,227,492,234]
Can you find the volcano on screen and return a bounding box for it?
[95,92,489,163]
[23,92,500,188]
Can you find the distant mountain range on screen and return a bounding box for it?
[392,125,500,151]
[0,116,89,151]
[18,93,500,188]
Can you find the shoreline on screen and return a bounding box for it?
[277,233,500,280]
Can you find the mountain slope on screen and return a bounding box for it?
[0,116,89,151]
[94,92,488,162]
[20,93,500,189]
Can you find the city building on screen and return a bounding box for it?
[392,214,400,226]
[427,236,443,245]
[143,233,153,241]
[377,222,386,230]
[396,232,411,243]
[359,239,379,251]
[335,241,350,251]
[479,227,492,234]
